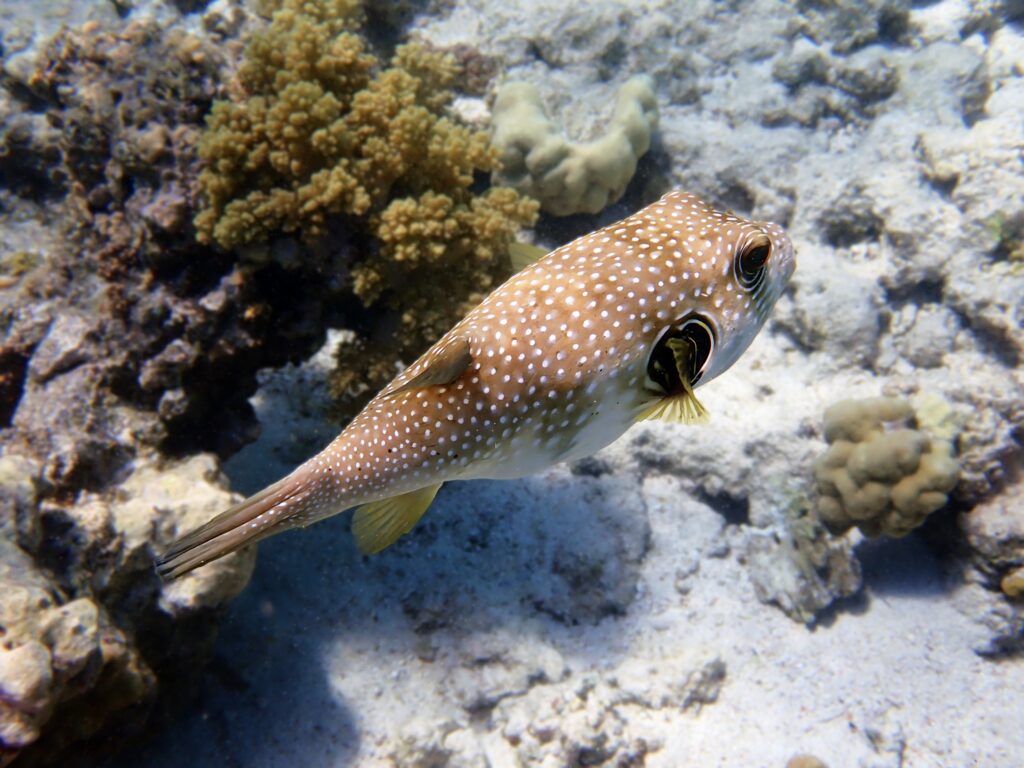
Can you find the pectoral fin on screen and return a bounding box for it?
[637,337,709,425]
[385,335,472,397]
[352,483,442,554]
[637,392,709,424]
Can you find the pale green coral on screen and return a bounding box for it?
[193,0,538,420]
[491,76,658,216]
[813,397,960,538]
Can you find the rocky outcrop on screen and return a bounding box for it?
[0,452,253,766]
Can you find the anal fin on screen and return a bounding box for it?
[352,483,442,554]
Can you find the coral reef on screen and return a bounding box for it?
[0,0,1022,765]
[960,479,1024,655]
[491,75,658,216]
[744,494,862,625]
[0,12,343,763]
[192,0,538,418]
[4,17,346,462]
[0,451,253,766]
[813,398,960,538]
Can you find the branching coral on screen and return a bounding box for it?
[813,397,960,538]
[194,0,538,419]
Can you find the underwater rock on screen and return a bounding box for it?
[498,654,724,766]
[0,454,251,765]
[0,16,355,463]
[887,303,962,370]
[0,18,292,765]
[961,481,1024,578]
[0,15,311,761]
[960,480,1024,655]
[392,648,724,767]
[792,0,911,54]
[743,502,863,626]
[444,632,568,715]
[0,451,252,765]
[774,267,883,370]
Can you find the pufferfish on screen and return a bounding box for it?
[158,191,795,579]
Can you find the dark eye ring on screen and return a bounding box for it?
[736,233,771,291]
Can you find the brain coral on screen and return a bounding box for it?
[813,397,960,537]
[193,0,538,418]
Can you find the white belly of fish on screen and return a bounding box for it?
[457,378,647,481]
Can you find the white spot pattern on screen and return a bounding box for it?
[220,192,795,535]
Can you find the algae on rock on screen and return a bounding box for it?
[193,0,539,420]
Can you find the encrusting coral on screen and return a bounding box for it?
[193,0,538,418]
[813,397,960,538]
[491,76,658,216]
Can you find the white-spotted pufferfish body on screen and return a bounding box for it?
[159,191,795,578]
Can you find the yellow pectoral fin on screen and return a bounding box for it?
[351,483,442,554]
[637,391,710,425]
[638,333,710,425]
[509,241,548,272]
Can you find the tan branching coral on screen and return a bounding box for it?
[193,0,538,419]
[813,397,960,538]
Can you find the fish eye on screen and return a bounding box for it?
[646,315,716,395]
[735,233,771,291]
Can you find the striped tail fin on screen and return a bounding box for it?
[156,462,318,580]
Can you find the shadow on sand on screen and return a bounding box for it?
[111,454,651,767]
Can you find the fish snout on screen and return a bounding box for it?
[765,223,796,285]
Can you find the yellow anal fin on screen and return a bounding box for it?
[352,483,442,554]
[509,241,548,272]
[385,336,471,397]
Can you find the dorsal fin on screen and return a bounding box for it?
[385,335,472,397]
[351,483,442,554]
[509,241,548,272]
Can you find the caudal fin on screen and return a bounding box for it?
[156,464,316,580]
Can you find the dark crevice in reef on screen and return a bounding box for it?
[821,204,884,248]
[953,310,1022,370]
[0,349,29,428]
[697,488,751,527]
[882,277,945,309]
